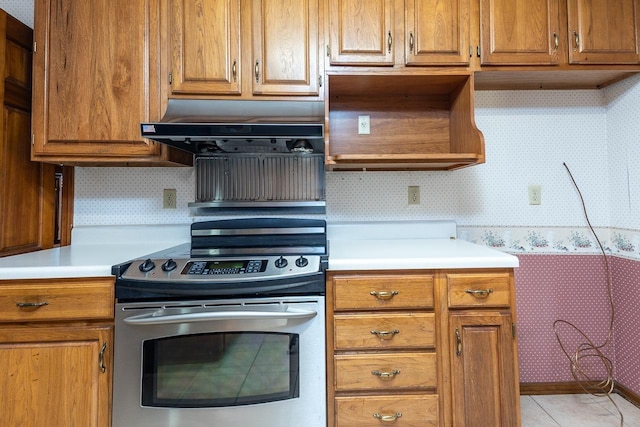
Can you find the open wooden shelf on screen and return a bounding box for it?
[326,73,485,171]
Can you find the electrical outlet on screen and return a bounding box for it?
[358,115,370,134]
[163,189,177,209]
[528,185,541,205]
[408,186,420,205]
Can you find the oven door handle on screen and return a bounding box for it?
[122,307,317,325]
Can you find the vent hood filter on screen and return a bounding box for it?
[190,154,325,214]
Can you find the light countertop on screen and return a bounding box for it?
[328,238,518,270]
[0,221,518,281]
[0,225,190,280]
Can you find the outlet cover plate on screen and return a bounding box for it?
[163,189,177,209]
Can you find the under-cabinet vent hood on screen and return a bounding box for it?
[141,99,325,155]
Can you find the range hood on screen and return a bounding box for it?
[141,99,325,155]
[142,99,327,214]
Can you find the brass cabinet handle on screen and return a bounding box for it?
[409,31,414,52]
[573,31,580,51]
[370,290,398,301]
[16,301,49,308]
[370,329,400,340]
[99,342,107,373]
[373,412,403,422]
[232,60,237,82]
[465,288,493,299]
[255,61,259,83]
[455,328,462,357]
[553,32,559,50]
[387,31,392,53]
[371,369,400,380]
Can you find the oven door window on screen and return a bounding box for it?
[141,332,299,407]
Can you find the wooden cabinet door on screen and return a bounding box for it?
[479,0,560,65]
[328,0,395,65]
[0,11,55,256]
[567,0,640,64]
[405,0,470,65]
[169,0,241,95]
[449,312,519,427]
[0,326,112,427]
[31,0,174,162]
[251,0,320,95]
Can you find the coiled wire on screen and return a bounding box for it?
[553,162,622,426]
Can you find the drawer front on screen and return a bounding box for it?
[0,280,114,322]
[335,352,437,391]
[447,273,511,308]
[335,394,439,427]
[334,313,435,350]
[333,275,434,310]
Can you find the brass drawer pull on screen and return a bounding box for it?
[465,288,493,299]
[16,301,49,308]
[371,369,400,380]
[373,412,402,422]
[370,290,398,301]
[371,329,400,340]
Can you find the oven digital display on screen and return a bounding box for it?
[182,260,264,275]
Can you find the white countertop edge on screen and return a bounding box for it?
[328,256,519,271]
[0,265,114,280]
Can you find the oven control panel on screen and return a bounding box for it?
[121,255,321,282]
[183,260,266,275]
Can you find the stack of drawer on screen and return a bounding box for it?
[327,273,439,427]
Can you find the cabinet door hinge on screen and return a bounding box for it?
[512,323,517,338]
[469,45,473,58]
[319,75,323,87]
[32,134,35,146]
[476,45,481,58]
[33,41,37,53]
[168,72,173,85]
[326,45,330,57]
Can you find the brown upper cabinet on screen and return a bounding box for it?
[168,0,322,98]
[406,0,471,66]
[480,0,640,66]
[567,0,640,64]
[328,0,395,65]
[327,0,470,66]
[479,0,561,65]
[31,0,191,166]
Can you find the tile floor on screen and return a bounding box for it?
[521,394,640,427]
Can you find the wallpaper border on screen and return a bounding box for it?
[459,226,640,260]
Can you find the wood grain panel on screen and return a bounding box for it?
[446,272,511,308]
[335,394,439,427]
[567,0,640,64]
[334,313,435,350]
[0,278,114,322]
[480,0,560,65]
[333,274,434,310]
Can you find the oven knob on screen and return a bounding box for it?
[162,259,178,272]
[274,256,288,268]
[295,256,309,268]
[139,258,156,273]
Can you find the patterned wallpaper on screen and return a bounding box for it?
[0,0,33,28]
[74,83,640,261]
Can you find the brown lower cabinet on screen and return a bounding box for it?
[0,277,114,427]
[326,269,520,427]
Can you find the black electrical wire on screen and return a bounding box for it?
[553,162,622,426]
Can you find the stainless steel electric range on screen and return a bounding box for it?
[111,218,327,427]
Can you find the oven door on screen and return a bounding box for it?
[112,297,325,427]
